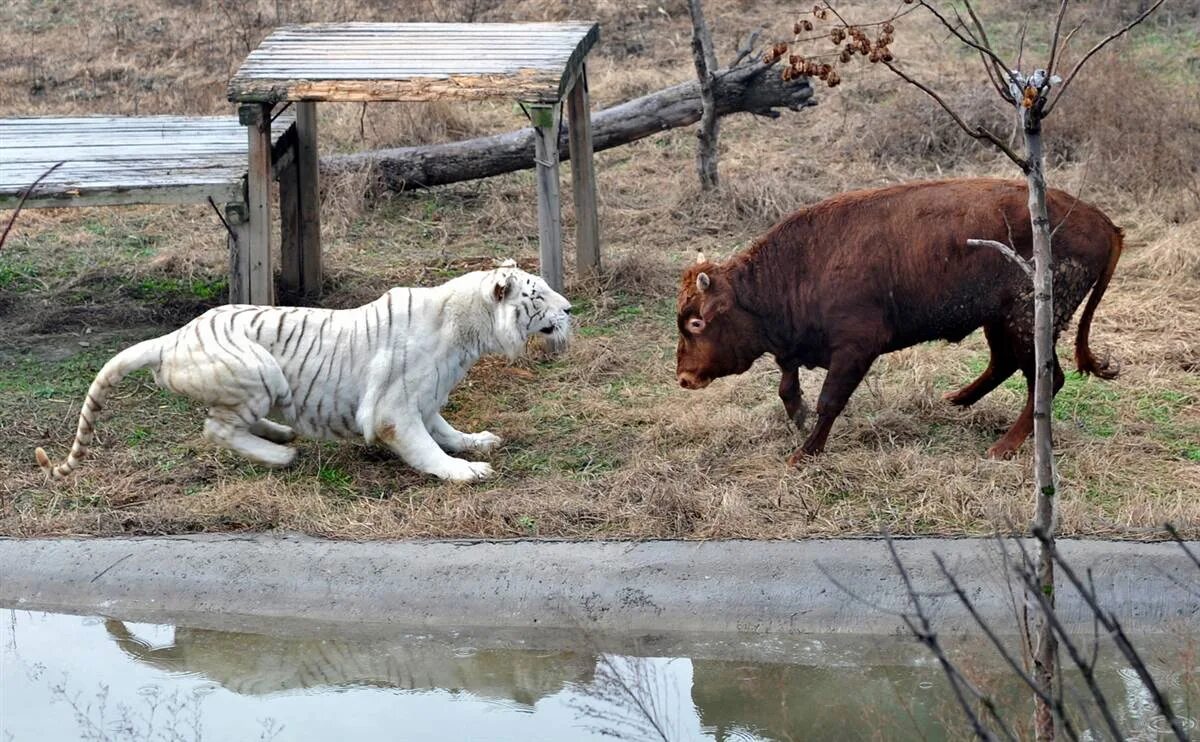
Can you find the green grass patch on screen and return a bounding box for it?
[129,276,226,302]
[1053,374,1120,437]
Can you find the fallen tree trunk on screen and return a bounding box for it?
[320,60,814,192]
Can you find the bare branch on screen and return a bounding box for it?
[1046,0,1169,115]
[732,27,765,67]
[951,6,1010,101]
[1031,527,1191,741]
[1045,0,1070,78]
[917,1,1014,86]
[961,0,1016,103]
[882,60,1028,170]
[883,533,1011,742]
[1014,16,1029,73]
[0,161,64,251]
[1010,556,1124,741]
[968,239,1033,276]
[932,553,1079,740]
[1165,523,1200,572]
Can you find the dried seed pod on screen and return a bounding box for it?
[881,48,894,62]
[794,21,802,35]
[830,27,845,44]
[882,21,895,34]
[800,19,814,32]
[773,42,790,57]
[859,39,871,55]
[812,4,828,20]
[878,32,894,46]
[827,69,841,87]
[839,47,854,63]
[869,49,880,63]
[782,65,795,81]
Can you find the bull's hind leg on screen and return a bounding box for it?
[204,409,298,468]
[945,324,1018,407]
[987,353,1065,460]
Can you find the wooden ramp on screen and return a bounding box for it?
[0,115,289,208]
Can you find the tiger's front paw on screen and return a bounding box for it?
[464,431,503,453]
[440,459,495,482]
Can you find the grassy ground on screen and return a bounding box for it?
[1,0,1197,539]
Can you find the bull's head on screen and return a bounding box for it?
[675,252,764,390]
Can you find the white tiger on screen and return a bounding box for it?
[35,261,572,482]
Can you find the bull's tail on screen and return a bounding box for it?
[1074,228,1123,380]
[35,338,162,478]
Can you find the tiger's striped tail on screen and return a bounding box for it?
[35,338,162,478]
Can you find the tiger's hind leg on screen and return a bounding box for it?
[204,408,297,468]
[250,419,297,444]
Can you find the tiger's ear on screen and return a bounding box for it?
[493,273,515,302]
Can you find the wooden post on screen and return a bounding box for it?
[566,64,601,277]
[530,102,563,293]
[278,153,300,302]
[240,103,274,305]
[225,202,251,304]
[295,101,322,298]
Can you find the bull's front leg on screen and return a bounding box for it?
[778,364,809,431]
[788,350,875,466]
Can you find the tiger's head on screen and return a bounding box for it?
[488,260,572,359]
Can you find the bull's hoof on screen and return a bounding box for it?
[786,449,809,467]
[943,389,974,407]
[986,441,1020,460]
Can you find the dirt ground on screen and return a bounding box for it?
[1,0,1197,539]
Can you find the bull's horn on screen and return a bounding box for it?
[696,272,710,292]
[695,250,706,264]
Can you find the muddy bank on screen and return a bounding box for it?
[1,535,1195,636]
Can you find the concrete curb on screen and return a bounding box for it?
[1,535,1196,636]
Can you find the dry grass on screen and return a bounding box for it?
[1,0,1197,540]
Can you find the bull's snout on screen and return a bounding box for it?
[677,372,709,390]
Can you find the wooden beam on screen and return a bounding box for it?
[566,64,600,276]
[295,101,322,299]
[278,156,301,301]
[241,103,275,305]
[530,103,563,293]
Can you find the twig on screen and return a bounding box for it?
[1045,0,1070,78]
[1165,523,1200,572]
[967,239,1033,276]
[883,533,1010,742]
[882,60,1028,170]
[1045,0,1169,115]
[206,197,237,242]
[960,1,1015,103]
[0,161,65,250]
[732,27,764,67]
[1010,554,1124,741]
[932,553,1080,740]
[917,1,1013,86]
[815,561,910,618]
[1030,527,1191,741]
[1014,16,1029,75]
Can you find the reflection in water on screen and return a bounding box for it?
[104,620,594,707]
[3,611,1196,742]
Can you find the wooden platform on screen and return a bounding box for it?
[228,22,599,104]
[228,21,602,299]
[0,115,291,209]
[0,114,295,305]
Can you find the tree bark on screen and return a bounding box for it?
[320,62,814,193]
[1024,111,1059,742]
[687,0,720,190]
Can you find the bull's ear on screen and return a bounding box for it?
[695,272,711,292]
[493,273,515,302]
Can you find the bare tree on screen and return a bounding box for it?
[686,0,720,189]
[778,2,1167,738]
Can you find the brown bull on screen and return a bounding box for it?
[675,178,1122,463]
